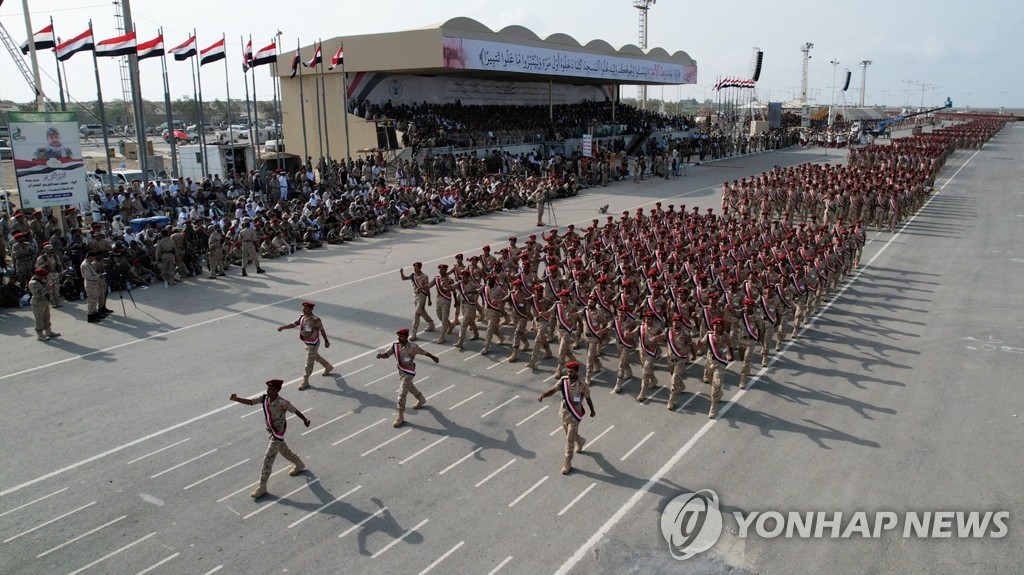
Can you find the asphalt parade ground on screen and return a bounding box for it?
[2,125,1021,574]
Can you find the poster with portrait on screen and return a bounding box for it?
[7,111,88,208]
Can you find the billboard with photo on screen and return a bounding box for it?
[7,111,88,209]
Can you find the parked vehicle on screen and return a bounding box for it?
[0,138,12,159]
[80,124,115,137]
[163,129,198,144]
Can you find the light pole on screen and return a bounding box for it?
[800,42,813,127]
[858,60,872,106]
[902,79,915,108]
[828,59,839,127]
[880,89,890,108]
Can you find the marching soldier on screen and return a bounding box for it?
[480,274,508,354]
[636,312,666,402]
[377,328,439,428]
[433,264,458,344]
[611,305,638,394]
[526,284,555,369]
[705,318,735,419]
[230,379,310,499]
[549,289,581,377]
[581,295,610,384]
[455,270,482,349]
[400,262,436,340]
[28,268,60,341]
[666,314,698,410]
[277,301,333,390]
[537,361,595,475]
[507,279,533,363]
[758,284,780,366]
[736,298,765,389]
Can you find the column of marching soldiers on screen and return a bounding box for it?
[401,118,1006,420]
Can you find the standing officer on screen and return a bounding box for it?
[28,268,60,341]
[399,262,436,340]
[81,251,104,323]
[537,361,595,475]
[207,224,225,278]
[237,217,266,276]
[277,301,333,390]
[155,228,178,287]
[377,328,439,428]
[229,379,310,499]
[35,243,63,307]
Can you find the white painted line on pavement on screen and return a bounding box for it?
[371,518,429,559]
[399,436,450,466]
[515,405,548,427]
[216,465,294,503]
[243,479,320,519]
[339,506,388,539]
[486,361,503,370]
[642,386,666,404]
[361,429,413,457]
[676,391,701,411]
[486,556,514,575]
[150,449,218,479]
[242,406,317,420]
[343,364,373,378]
[126,438,191,465]
[333,418,387,446]
[364,373,392,387]
[557,483,597,516]
[508,475,549,507]
[3,501,96,543]
[202,566,223,575]
[516,367,530,374]
[134,551,180,575]
[463,352,483,362]
[583,425,615,451]
[481,395,521,418]
[426,384,455,400]
[620,432,655,462]
[36,515,125,558]
[474,459,517,488]
[419,540,465,575]
[549,426,563,436]
[438,447,483,476]
[0,487,68,518]
[66,531,156,575]
[436,347,456,356]
[183,459,251,491]
[554,151,985,575]
[302,411,353,435]
[287,485,362,529]
[450,391,483,409]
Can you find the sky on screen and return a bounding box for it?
[0,0,1020,112]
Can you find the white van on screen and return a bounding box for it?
[264,140,284,153]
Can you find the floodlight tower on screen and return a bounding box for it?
[799,42,813,127]
[859,60,872,106]
[633,0,655,109]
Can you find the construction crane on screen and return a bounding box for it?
[0,20,54,111]
[869,98,952,137]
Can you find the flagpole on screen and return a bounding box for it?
[339,41,350,161]
[21,0,46,110]
[318,39,330,163]
[90,20,117,196]
[194,29,210,179]
[272,32,282,170]
[248,34,260,169]
[311,43,323,163]
[159,28,179,178]
[242,37,255,163]
[222,34,236,173]
[297,40,309,165]
[51,17,66,111]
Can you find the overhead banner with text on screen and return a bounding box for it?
[7,112,88,208]
[442,36,697,84]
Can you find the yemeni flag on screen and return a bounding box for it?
[170,35,196,61]
[250,41,276,67]
[96,31,137,58]
[55,29,94,62]
[289,47,300,78]
[136,34,164,61]
[20,24,56,54]
[328,45,343,70]
[303,44,321,68]
[199,38,226,66]
[242,39,252,72]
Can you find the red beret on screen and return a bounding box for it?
[512,279,524,286]
[34,267,49,276]
[565,361,581,369]
[438,264,448,269]
[396,328,410,335]
[743,298,755,305]
[131,258,141,265]
[712,317,724,325]
[413,262,422,267]
[557,289,571,296]
[644,311,656,317]
[672,314,686,321]
[617,305,630,312]
[301,301,315,308]
[266,379,284,387]
[533,284,544,291]
[547,265,558,271]
[482,245,490,250]
[708,293,719,299]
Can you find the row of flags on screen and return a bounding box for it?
[21,23,344,73]
[715,77,757,91]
